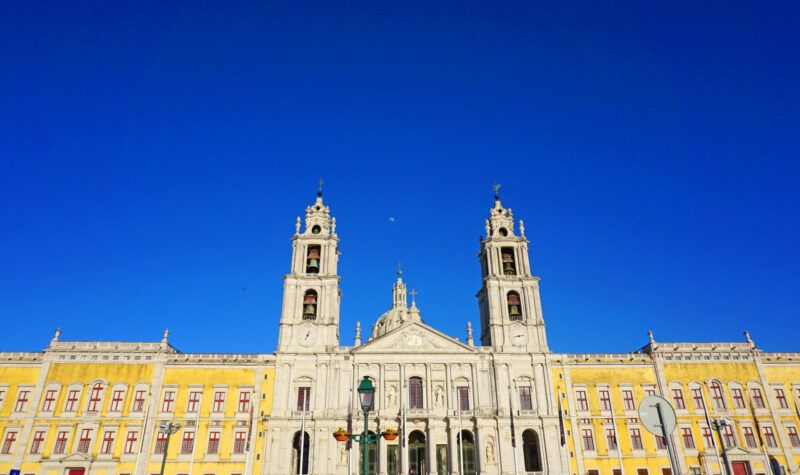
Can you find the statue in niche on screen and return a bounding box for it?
[340,445,348,464]
[387,384,397,406]
[486,438,495,464]
[434,385,445,407]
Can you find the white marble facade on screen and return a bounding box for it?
[265,189,568,475]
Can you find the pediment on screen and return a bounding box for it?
[59,452,93,462]
[353,322,475,354]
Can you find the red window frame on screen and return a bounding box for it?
[124,431,138,454]
[213,391,226,413]
[233,431,247,454]
[14,390,30,412]
[518,386,533,411]
[645,389,656,397]
[207,431,221,454]
[101,430,115,454]
[599,390,611,411]
[408,378,423,409]
[581,429,594,451]
[77,428,92,453]
[787,427,800,447]
[161,390,175,412]
[1,431,17,454]
[187,391,201,413]
[180,431,195,454]
[775,388,788,408]
[701,426,714,448]
[87,383,103,412]
[575,390,588,411]
[731,388,745,409]
[691,388,705,410]
[64,389,80,412]
[721,425,735,448]
[30,430,46,454]
[630,428,643,450]
[763,427,778,448]
[458,387,470,411]
[743,426,757,448]
[238,391,251,412]
[710,382,725,409]
[606,429,618,449]
[132,390,146,412]
[656,435,667,449]
[109,390,125,412]
[155,431,167,454]
[681,427,695,449]
[41,389,58,412]
[751,388,765,408]
[53,431,69,454]
[672,389,686,410]
[622,390,635,411]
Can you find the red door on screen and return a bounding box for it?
[731,462,749,475]
[67,469,85,475]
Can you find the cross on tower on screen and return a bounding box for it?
[409,289,417,304]
[493,182,501,200]
[317,178,324,197]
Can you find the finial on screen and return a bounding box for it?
[647,330,655,344]
[519,219,525,237]
[162,329,169,343]
[354,321,362,346]
[409,289,417,307]
[295,216,301,234]
[744,330,755,349]
[492,182,501,201]
[467,321,474,346]
[485,219,491,237]
[397,261,402,278]
[52,327,61,342]
[331,217,337,234]
[317,178,324,197]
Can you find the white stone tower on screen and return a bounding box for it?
[276,186,341,352]
[476,185,549,352]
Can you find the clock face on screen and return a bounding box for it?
[298,325,317,347]
[510,326,527,347]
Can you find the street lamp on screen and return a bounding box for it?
[333,376,397,475]
[711,419,734,475]
[158,421,182,475]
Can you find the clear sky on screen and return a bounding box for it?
[1,1,798,354]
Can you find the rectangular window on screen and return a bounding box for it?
[77,428,92,453]
[181,431,195,454]
[207,431,220,454]
[124,431,138,454]
[599,390,611,411]
[110,390,125,412]
[155,431,167,454]
[162,390,175,412]
[656,435,667,450]
[132,390,146,412]
[233,431,247,454]
[408,378,423,409]
[672,389,686,410]
[2,431,17,454]
[53,431,69,454]
[645,388,656,397]
[576,390,588,411]
[701,426,714,449]
[787,427,800,447]
[622,389,635,411]
[101,431,115,454]
[297,387,310,411]
[775,388,788,409]
[710,382,725,409]
[637,470,649,475]
[15,390,30,412]
[722,425,735,448]
[691,388,705,410]
[41,389,58,412]
[458,387,470,411]
[743,427,757,448]
[751,388,765,408]
[581,429,594,451]
[763,427,778,448]
[65,389,80,412]
[630,428,643,450]
[87,384,103,412]
[213,391,226,413]
[606,429,617,450]
[30,430,46,454]
[238,391,251,412]
[731,388,745,409]
[187,391,201,413]
[682,427,695,449]
[519,386,533,411]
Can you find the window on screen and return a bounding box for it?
[637,470,649,475]
[65,389,80,412]
[506,291,522,320]
[53,431,69,454]
[187,391,201,413]
[691,388,705,410]
[622,390,635,411]
[297,387,311,411]
[162,390,175,412]
[124,431,138,454]
[689,468,702,475]
[682,427,695,449]
[710,382,725,409]
[518,386,533,411]
[599,390,611,411]
[575,390,588,411]
[101,430,115,454]
[155,431,167,454]
[630,428,643,450]
[645,388,656,397]
[233,431,247,454]
[775,388,788,409]
[763,426,778,448]
[41,389,58,412]
[751,387,765,408]
[787,427,800,447]
[213,391,226,412]
[656,435,667,450]
[2,431,17,454]
[743,427,757,448]
[181,431,195,454]
[87,383,104,412]
[15,390,30,412]
[409,377,423,409]
[110,390,125,412]
[238,391,251,412]
[721,425,735,448]
[672,388,686,410]
[77,428,92,453]
[132,390,146,412]
[30,431,46,454]
[581,429,595,451]
[701,426,714,449]
[306,245,321,274]
[606,429,617,450]
[501,248,517,275]
[731,388,745,409]
[587,470,599,475]
[302,290,318,320]
[457,387,470,411]
[207,431,220,454]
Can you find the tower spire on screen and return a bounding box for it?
[492,182,501,202]
[317,177,324,197]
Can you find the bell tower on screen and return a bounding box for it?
[276,185,341,353]
[476,185,548,353]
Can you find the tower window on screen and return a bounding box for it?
[499,227,508,236]
[507,291,522,321]
[311,225,321,234]
[306,246,321,274]
[501,247,516,275]
[303,290,318,320]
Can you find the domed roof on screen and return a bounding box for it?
[370,273,422,339]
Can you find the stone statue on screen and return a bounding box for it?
[486,439,495,463]
[485,219,491,237]
[340,445,347,464]
[387,384,397,406]
[295,217,301,234]
[435,385,444,407]
[331,217,336,234]
[519,219,525,237]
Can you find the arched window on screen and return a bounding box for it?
[292,431,310,474]
[87,382,105,413]
[507,291,522,321]
[409,377,423,409]
[522,429,542,471]
[302,290,317,320]
[501,247,516,275]
[409,430,426,474]
[457,430,477,475]
[709,380,726,410]
[306,246,321,274]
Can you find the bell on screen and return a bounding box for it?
[303,304,316,316]
[308,249,320,259]
[307,258,319,269]
[509,305,521,317]
[503,262,515,274]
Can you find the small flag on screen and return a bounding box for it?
[346,390,353,450]
[558,397,566,446]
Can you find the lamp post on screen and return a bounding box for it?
[333,377,397,475]
[158,421,181,475]
[711,419,734,475]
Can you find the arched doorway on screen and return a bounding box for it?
[522,429,542,471]
[409,430,426,474]
[457,430,477,475]
[292,431,310,474]
[358,430,378,474]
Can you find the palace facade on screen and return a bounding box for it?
[1,192,799,475]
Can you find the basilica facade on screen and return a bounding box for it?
[1,192,799,475]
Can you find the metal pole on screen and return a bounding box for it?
[159,429,171,475]
[456,388,464,475]
[363,411,369,475]
[655,403,681,475]
[609,392,625,475]
[712,421,733,475]
[299,409,306,475]
[699,387,724,475]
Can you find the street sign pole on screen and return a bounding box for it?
[639,395,681,475]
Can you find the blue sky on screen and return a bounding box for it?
[1,1,798,354]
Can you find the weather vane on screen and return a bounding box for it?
[493,182,501,200]
[317,178,324,197]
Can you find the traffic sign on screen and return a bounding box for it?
[639,395,677,436]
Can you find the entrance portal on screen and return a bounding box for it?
[409,430,426,474]
[731,461,750,475]
[67,469,86,475]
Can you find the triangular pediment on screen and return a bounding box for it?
[59,452,93,462]
[353,321,475,353]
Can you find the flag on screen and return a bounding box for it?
[346,389,353,450]
[557,397,566,446]
[508,389,516,448]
